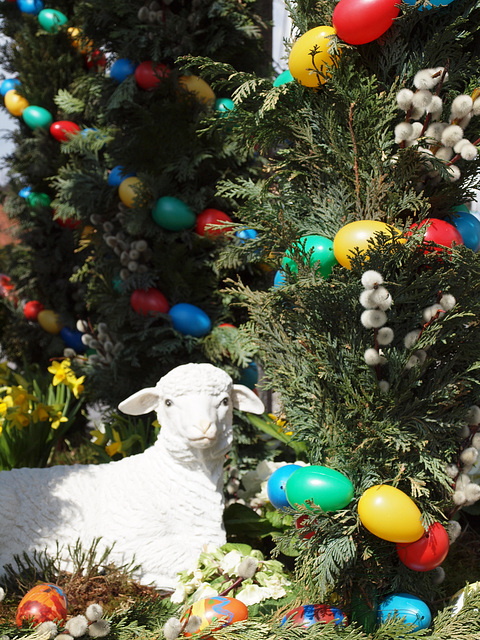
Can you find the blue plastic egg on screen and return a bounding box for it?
[60,327,86,353]
[18,0,44,14]
[238,361,258,389]
[168,303,212,337]
[108,165,136,188]
[0,78,20,97]
[110,58,138,83]
[402,0,455,8]
[273,270,287,287]
[447,207,480,252]
[215,98,235,115]
[235,228,258,243]
[377,593,431,632]
[18,186,32,199]
[281,604,346,627]
[267,464,302,510]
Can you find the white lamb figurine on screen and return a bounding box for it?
[0,363,264,589]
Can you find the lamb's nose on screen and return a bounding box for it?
[199,419,212,433]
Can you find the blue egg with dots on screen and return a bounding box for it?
[377,593,431,632]
[267,464,303,510]
[110,58,138,83]
[1,78,20,97]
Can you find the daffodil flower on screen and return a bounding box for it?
[51,411,69,430]
[105,428,124,457]
[48,360,71,386]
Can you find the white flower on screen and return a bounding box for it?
[235,584,270,605]
[192,583,219,602]
[170,584,188,604]
[220,550,243,576]
[262,573,290,599]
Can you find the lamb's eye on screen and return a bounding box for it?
[165,399,172,407]
[222,397,230,406]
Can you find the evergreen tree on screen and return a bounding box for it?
[184,0,480,633]
[0,0,268,408]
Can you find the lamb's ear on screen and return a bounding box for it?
[118,387,160,415]
[232,384,265,415]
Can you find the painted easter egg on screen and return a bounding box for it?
[333,220,404,269]
[37,309,63,334]
[16,583,68,627]
[0,78,20,96]
[23,300,44,321]
[283,235,337,278]
[285,465,354,512]
[273,270,287,287]
[215,98,235,115]
[182,596,248,637]
[295,514,315,539]
[288,26,340,88]
[236,228,258,243]
[151,196,196,231]
[110,58,138,83]
[267,464,303,510]
[22,105,53,130]
[168,303,212,337]
[396,522,449,571]
[131,288,170,316]
[273,69,294,87]
[38,8,68,32]
[358,485,424,543]
[281,604,346,627]
[377,593,431,631]
[238,361,258,389]
[135,61,170,90]
[26,192,51,208]
[118,176,150,208]
[17,0,44,15]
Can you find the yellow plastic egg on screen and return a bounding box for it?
[333,220,404,269]
[288,26,340,87]
[4,89,29,116]
[118,176,150,209]
[358,485,425,543]
[68,27,94,54]
[37,309,63,335]
[178,75,216,106]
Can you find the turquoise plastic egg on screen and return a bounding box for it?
[22,105,53,130]
[377,593,431,632]
[38,8,68,32]
[285,465,354,511]
[152,196,196,231]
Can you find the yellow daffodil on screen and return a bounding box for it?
[48,359,72,386]
[9,410,31,429]
[51,411,69,430]
[0,394,14,415]
[105,428,124,457]
[90,428,107,446]
[268,413,293,436]
[68,375,85,399]
[32,403,51,422]
[10,385,37,412]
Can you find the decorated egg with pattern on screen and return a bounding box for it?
[281,604,346,628]
[182,596,248,637]
[16,583,68,627]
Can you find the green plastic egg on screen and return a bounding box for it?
[285,465,354,512]
[282,235,337,278]
[152,196,196,231]
[38,8,68,32]
[22,105,53,130]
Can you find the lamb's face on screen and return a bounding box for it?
[156,390,234,451]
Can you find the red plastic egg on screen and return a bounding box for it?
[130,287,170,316]
[295,514,315,539]
[396,522,449,571]
[332,0,400,45]
[24,300,45,321]
[195,208,234,237]
[408,218,464,251]
[16,583,68,627]
[182,596,248,637]
[85,49,107,71]
[134,61,170,90]
[50,120,81,142]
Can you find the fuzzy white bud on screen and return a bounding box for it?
[395,122,414,142]
[364,348,383,366]
[446,520,462,543]
[431,566,446,585]
[465,483,480,505]
[460,143,478,161]
[466,405,480,425]
[404,329,421,349]
[472,433,480,450]
[65,616,89,638]
[412,89,433,110]
[410,122,424,140]
[378,380,390,392]
[439,293,456,310]
[359,290,376,309]
[456,473,471,491]
[414,69,437,90]
[434,146,454,162]
[453,139,470,154]
[450,94,473,119]
[405,354,419,370]
[377,326,394,345]
[76,319,88,332]
[163,618,183,640]
[370,287,393,310]
[81,333,93,346]
[453,490,466,505]
[86,605,104,622]
[410,106,425,121]
[397,88,414,110]
[460,424,471,439]
[432,67,448,83]
[426,95,443,115]
[361,270,384,289]
[446,165,461,182]
[237,556,259,579]
[425,122,447,142]
[423,303,443,323]
[460,446,479,466]
[184,616,202,634]
[35,622,58,639]
[446,463,459,479]
[88,621,111,638]
[441,124,464,148]
[473,98,480,116]
[457,114,472,130]
[361,309,387,329]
